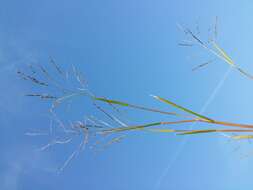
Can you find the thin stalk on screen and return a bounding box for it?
[178,129,253,133]
[100,118,253,134]
[202,120,253,129]
[149,129,253,133]
[100,120,198,133]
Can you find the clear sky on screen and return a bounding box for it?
[2,0,253,190]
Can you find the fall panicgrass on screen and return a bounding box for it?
[21,58,253,171]
[19,21,253,171]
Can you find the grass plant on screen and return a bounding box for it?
[18,19,253,170]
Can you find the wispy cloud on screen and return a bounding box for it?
[0,145,56,190]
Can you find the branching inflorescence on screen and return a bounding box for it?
[19,19,253,171]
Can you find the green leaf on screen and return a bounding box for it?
[177,129,217,135]
[94,96,179,116]
[94,97,129,107]
[103,122,163,133]
[152,95,214,122]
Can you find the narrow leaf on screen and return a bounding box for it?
[94,97,129,107]
[103,122,162,133]
[152,95,214,122]
[94,97,179,116]
[177,129,217,135]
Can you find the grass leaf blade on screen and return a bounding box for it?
[177,129,217,135]
[102,122,162,133]
[151,95,214,122]
[94,97,129,107]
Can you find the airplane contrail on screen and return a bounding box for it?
[154,67,232,190]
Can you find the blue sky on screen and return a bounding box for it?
[2,0,253,190]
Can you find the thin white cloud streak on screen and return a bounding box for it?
[0,145,56,190]
[154,67,232,190]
